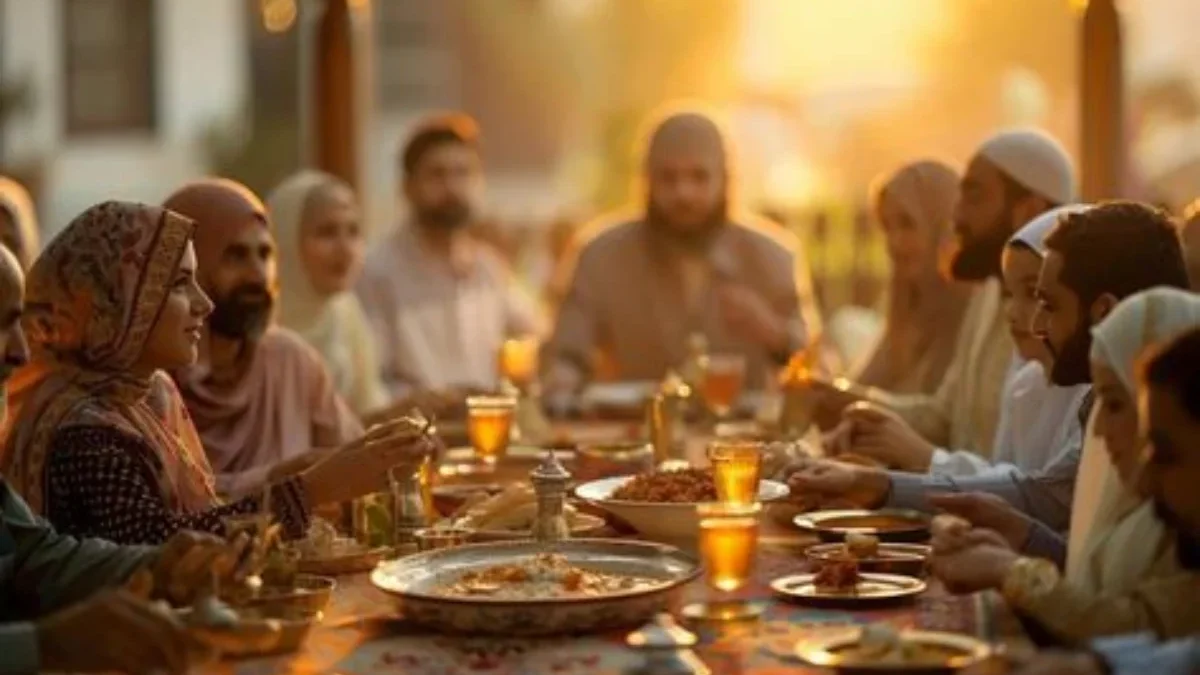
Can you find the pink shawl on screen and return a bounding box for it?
[163,179,362,496]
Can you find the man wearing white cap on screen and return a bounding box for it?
[821,129,1077,463]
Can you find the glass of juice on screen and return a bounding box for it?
[682,501,764,621]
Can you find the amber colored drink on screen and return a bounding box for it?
[467,397,515,464]
[708,442,763,505]
[700,355,746,418]
[698,504,760,592]
[499,337,539,388]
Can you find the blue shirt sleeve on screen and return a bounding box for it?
[1092,633,1200,675]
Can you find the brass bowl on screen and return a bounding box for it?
[180,606,321,658]
[242,574,336,613]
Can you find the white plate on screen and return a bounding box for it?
[770,572,926,605]
[794,627,990,673]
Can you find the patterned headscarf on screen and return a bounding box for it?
[0,176,40,270]
[0,201,218,513]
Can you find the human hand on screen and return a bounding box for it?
[152,530,253,605]
[928,492,1032,550]
[301,416,442,506]
[929,532,1018,593]
[715,283,788,353]
[37,589,197,674]
[781,457,891,510]
[807,379,863,430]
[838,402,936,472]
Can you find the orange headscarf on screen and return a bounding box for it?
[1,201,218,513]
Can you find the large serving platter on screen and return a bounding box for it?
[575,475,790,541]
[371,539,701,635]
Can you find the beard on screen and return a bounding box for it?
[415,196,472,232]
[208,284,274,340]
[645,194,728,252]
[949,221,1009,281]
[1044,317,1093,386]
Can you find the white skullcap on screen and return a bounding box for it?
[1008,203,1090,256]
[977,129,1076,205]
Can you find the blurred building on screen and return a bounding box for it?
[0,0,247,236]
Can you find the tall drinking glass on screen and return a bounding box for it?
[699,354,746,420]
[682,502,764,621]
[707,440,763,505]
[466,395,517,467]
[498,336,540,390]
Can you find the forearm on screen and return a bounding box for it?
[886,464,1073,531]
[0,623,39,675]
[928,448,997,477]
[4,483,153,616]
[1021,521,1067,567]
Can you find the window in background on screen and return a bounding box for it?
[62,0,156,136]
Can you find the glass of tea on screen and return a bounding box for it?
[707,440,764,505]
[466,395,517,467]
[683,501,764,621]
[498,336,540,389]
[699,353,747,420]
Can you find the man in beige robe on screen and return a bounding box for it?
[827,129,1077,461]
[357,114,542,398]
[544,110,821,392]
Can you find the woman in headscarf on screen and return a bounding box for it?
[829,206,1092,476]
[930,287,1200,642]
[0,201,435,545]
[267,171,388,417]
[0,175,40,270]
[854,160,971,394]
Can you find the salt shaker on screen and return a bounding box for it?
[530,450,572,543]
[624,613,711,675]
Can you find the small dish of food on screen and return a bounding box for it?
[807,533,931,577]
[575,469,790,542]
[240,574,336,614]
[794,509,931,543]
[179,597,322,658]
[770,568,926,607]
[795,623,990,673]
[444,483,608,541]
[294,518,389,575]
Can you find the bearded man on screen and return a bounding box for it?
[543,109,822,392]
[163,179,363,497]
[356,114,543,400]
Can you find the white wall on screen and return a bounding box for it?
[1,0,248,236]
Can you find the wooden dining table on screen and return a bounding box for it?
[201,419,1035,675]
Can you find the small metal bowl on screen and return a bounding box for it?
[415,527,474,551]
[243,574,336,613]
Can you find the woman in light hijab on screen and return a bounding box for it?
[837,205,1091,476]
[930,287,1200,642]
[267,171,388,416]
[854,161,971,394]
[0,175,39,269]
